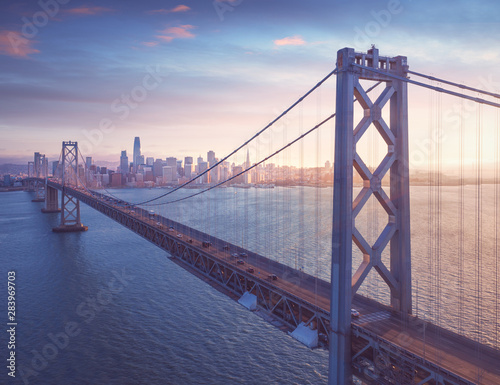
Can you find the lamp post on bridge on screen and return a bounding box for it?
[329,47,411,384]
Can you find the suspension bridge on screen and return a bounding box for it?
[23,47,500,385]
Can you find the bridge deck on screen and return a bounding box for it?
[44,181,500,384]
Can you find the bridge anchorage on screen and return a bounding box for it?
[52,141,88,233]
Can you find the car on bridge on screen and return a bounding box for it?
[223,245,230,251]
[268,274,278,281]
[351,309,360,318]
[202,241,212,248]
[237,260,245,265]
[246,267,254,273]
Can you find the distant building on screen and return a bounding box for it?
[197,155,203,165]
[146,157,154,166]
[232,166,244,184]
[144,171,154,182]
[136,155,145,170]
[166,157,177,181]
[3,175,11,186]
[133,137,141,173]
[177,160,184,177]
[207,150,215,165]
[111,173,122,187]
[86,157,92,169]
[153,159,164,178]
[184,163,194,178]
[120,150,128,175]
[52,161,60,177]
[198,161,209,183]
[163,166,174,183]
[245,149,251,170]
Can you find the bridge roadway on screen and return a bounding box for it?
[43,180,500,384]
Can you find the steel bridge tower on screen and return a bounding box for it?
[329,47,411,384]
[53,141,88,232]
[26,161,35,191]
[32,152,47,202]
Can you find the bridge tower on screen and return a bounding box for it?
[32,152,47,202]
[329,47,411,384]
[26,161,35,192]
[53,141,88,232]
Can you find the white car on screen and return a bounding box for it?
[351,309,360,318]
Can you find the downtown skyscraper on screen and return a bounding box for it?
[133,137,141,173]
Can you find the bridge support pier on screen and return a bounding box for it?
[52,141,88,233]
[329,47,411,385]
[41,184,61,213]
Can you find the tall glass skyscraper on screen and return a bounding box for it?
[120,150,128,175]
[133,137,141,172]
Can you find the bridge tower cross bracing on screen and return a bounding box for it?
[53,141,88,232]
[329,47,411,384]
[32,152,47,202]
[27,161,35,191]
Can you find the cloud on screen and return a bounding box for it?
[155,25,196,43]
[274,35,306,47]
[147,5,191,14]
[0,30,39,58]
[63,6,113,16]
[141,41,159,47]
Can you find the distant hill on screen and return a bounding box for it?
[0,164,28,175]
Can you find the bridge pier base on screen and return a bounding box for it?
[31,180,45,202]
[53,224,88,233]
[26,180,35,192]
[41,184,61,213]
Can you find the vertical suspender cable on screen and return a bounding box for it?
[436,84,443,362]
[496,105,500,349]
[459,98,465,336]
[475,102,483,378]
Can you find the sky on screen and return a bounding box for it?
[0,0,499,169]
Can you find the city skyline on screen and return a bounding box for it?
[1,1,500,168]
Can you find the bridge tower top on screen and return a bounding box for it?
[337,46,408,80]
[61,141,79,188]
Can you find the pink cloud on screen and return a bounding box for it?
[63,6,113,16]
[141,41,159,47]
[147,5,190,14]
[0,30,39,58]
[155,36,174,43]
[155,25,196,43]
[274,35,306,47]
